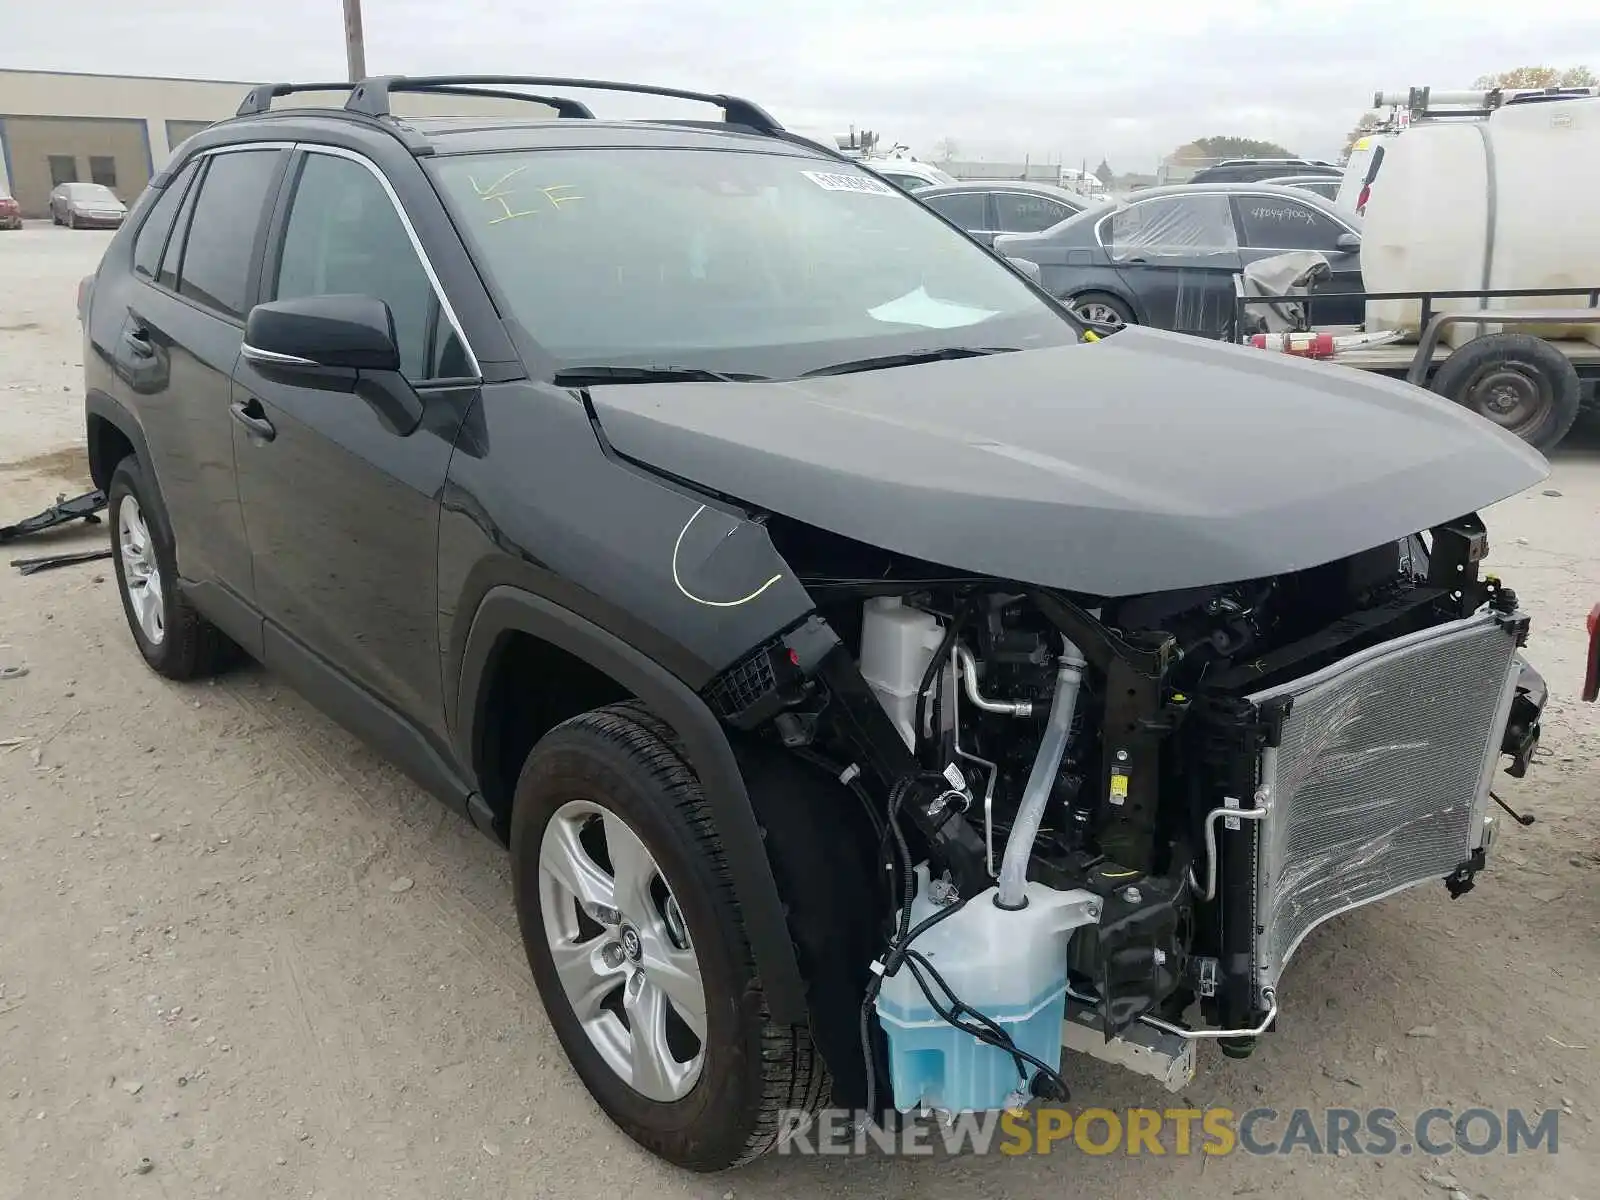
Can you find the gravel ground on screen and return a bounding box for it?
[2,223,1597,1199]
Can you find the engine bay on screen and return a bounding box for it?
[704,514,1541,1117]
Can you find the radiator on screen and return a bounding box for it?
[1245,609,1523,996]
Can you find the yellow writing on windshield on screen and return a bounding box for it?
[467,167,585,224]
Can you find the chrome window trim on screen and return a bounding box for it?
[240,342,317,367]
[285,143,483,381]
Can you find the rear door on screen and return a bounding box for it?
[1102,193,1243,336]
[108,145,289,629]
[230,146,477,730]
[1231,193,1364,326]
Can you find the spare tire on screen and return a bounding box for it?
[1429,332,1581,454]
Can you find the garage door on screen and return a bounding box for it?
[0,116,151,217]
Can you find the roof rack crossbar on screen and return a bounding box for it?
[236,81,358,117]
[406,85,595,119]
[343,75,784,135]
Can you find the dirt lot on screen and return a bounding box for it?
[1,223,1597,1199]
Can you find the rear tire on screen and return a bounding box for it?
[1069,291,1135,332]
[509,703,825,1171]
[107,455,236,680]
[1430,332,1581,454]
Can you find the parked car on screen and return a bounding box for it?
[80,74,1555,1174]
[914,180,1093,246]
[859,158,957,192]
[0,188,21,230]
[50,182,127,228]
[1186,157,1341,184]
[994,182,1365,334]
[1258,174,1342,202]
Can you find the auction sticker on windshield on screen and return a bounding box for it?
[802,170,897,195]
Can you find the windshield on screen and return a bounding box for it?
[65,184,119,202]
[427,147,1078,378]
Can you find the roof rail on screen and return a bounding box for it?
[237,82,356,117]
[236,79,596,120]
[343,75,785,135]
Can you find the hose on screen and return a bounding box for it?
[995,636,1088,909]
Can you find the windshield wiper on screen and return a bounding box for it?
[799,346,1018,378]
[552,364,770,386]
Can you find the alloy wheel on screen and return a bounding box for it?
[538,799,708,1103]
[118,494,165,645]
[1073,300,1127,329]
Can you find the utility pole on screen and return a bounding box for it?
[343,0,366,82]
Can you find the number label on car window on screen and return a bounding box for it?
[801,171,896,196]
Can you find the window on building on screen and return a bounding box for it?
[273,152,437,381]
[134,160,200,281]
[49,156,79,187]
[89,157,118,190]
[175,149,285,319]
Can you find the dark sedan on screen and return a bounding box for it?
[914,180,1099,247]
[993,183,1364,336]
[49,182,127,229]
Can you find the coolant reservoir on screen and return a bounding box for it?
[858,597,946,749]
[874,867,1101,1113]
[1362,96,1600,346]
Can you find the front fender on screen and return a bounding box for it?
[454,585,810,1026]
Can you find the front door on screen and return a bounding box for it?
[1232,193,1365,327]
[230,147,476,734]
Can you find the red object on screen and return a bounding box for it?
[1247,331,1336,359]
[1583,601,1600,702]
[0,194,20,230]
[1356,184,1371,215]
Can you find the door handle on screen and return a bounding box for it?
[121,326,155,359]
[229,399,276,442]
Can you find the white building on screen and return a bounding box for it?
[0,69,547,217]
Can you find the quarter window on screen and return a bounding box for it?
[176,149,285,319]
[1235,197,1346,252]
[273,153,437,382]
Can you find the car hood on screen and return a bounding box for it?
[585,327,1549,596]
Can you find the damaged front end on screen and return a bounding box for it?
[697,511,1545,1115]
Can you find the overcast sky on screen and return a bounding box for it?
[5,1,1599,168]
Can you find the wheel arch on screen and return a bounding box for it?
[85,389,146,492]
[455,585,809,1026]
[1066,285,1142,325]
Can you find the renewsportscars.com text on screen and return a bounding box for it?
[776,1106,1562,1157]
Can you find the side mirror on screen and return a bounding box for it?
[241,295,423,436]
[243,294,400,372]
[1335,231,1362,252]
[1005,255,1042,283]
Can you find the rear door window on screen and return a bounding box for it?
[1103,194,1238,260]
[133,160,199,281]
[174,149,286,319]
[993,192,1075,233]
[923,190,988,231]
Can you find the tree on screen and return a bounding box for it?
[1473,65,1597,88]
[932,137,960,162]
[1093,158,1114,186]
[1170,135,1295,163]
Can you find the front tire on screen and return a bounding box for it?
[107,455,235,680]
[510,703,825,1171]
